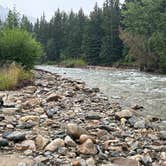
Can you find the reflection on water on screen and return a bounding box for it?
[36,65,166,117]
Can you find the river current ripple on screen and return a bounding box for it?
[36,65,166,118]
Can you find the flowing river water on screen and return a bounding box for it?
[36,65,166,118]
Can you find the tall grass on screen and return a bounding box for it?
[0,64,34,90]
[61,58,86,68]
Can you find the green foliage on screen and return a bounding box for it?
[33,1,123,66]
[5,7,20,29]
[61,59,86,68]
[0,28,43,69]
[121,0,166,72]
[0,64,34,90]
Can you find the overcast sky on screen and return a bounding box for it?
[0,0,124,19]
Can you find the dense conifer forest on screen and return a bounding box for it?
[0,0,166,73]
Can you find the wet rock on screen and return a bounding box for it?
[19,116,40,124]
[115,110,133,119]
[67,123,89,139]
[4,131,26,142]
[112,158,139,166]
[160,131,166,140]
[64,136,76,147]
[45,138,65,152]
[134,120,145,129]
[0,138,9,147]
[78,139,97,155]
[35,135,49,150]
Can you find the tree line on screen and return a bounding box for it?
[0,0,166,73]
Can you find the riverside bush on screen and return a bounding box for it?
[0,28,43,69]
[0,64,34,90]
[61,59,86,68]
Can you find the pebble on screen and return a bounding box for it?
[45,138,65,152]
[78,138,97,155]
[64,135,76,147]
[67,123,89,139]
[4,131,26,142]
[115,110,133,119]
[0,70,163,165]
[0,137,9,147]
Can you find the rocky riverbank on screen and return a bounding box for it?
[0,70,165,166]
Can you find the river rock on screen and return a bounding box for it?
[0,114,5,121]
[23,86,37,94]
[128,116,140,126]
[6,124,14,129]
[64,136,76,147]
[86,158,96,166]
[79,134,95,144]
[35,135,49,150]
[1,108,19,115]
[162,161,166,166]
[134,120,145,129]
[21,140,36,151]
[160,131,166,140]
[19,116,40,124]
[46,109,57,118]
[112,158,139,166]
[46,94,62,102]
[115,110,133,119]
[34,107,45,113]
[0,138,9,147]
[4,131,26,142]
[78,138,97,155]
[67,123,89,139]
[85,112,101,120]
[45,138,65,152]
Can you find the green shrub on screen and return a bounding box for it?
[0,64,34,90]
[0,28,43,69]
[61,58,86,68]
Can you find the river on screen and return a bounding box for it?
[36,65,166,118]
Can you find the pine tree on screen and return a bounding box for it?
[100,0,122,65]
[20,15,33,32]
[5,7,20,29]
[82,3,103,65]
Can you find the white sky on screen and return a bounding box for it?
[0,0,124,19]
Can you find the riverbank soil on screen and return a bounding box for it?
[0,70,165,166]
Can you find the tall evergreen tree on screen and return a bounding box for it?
[100,0,122,65]
[5,8,20,29]
[20,15,33,32]
[82,3,103,65]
